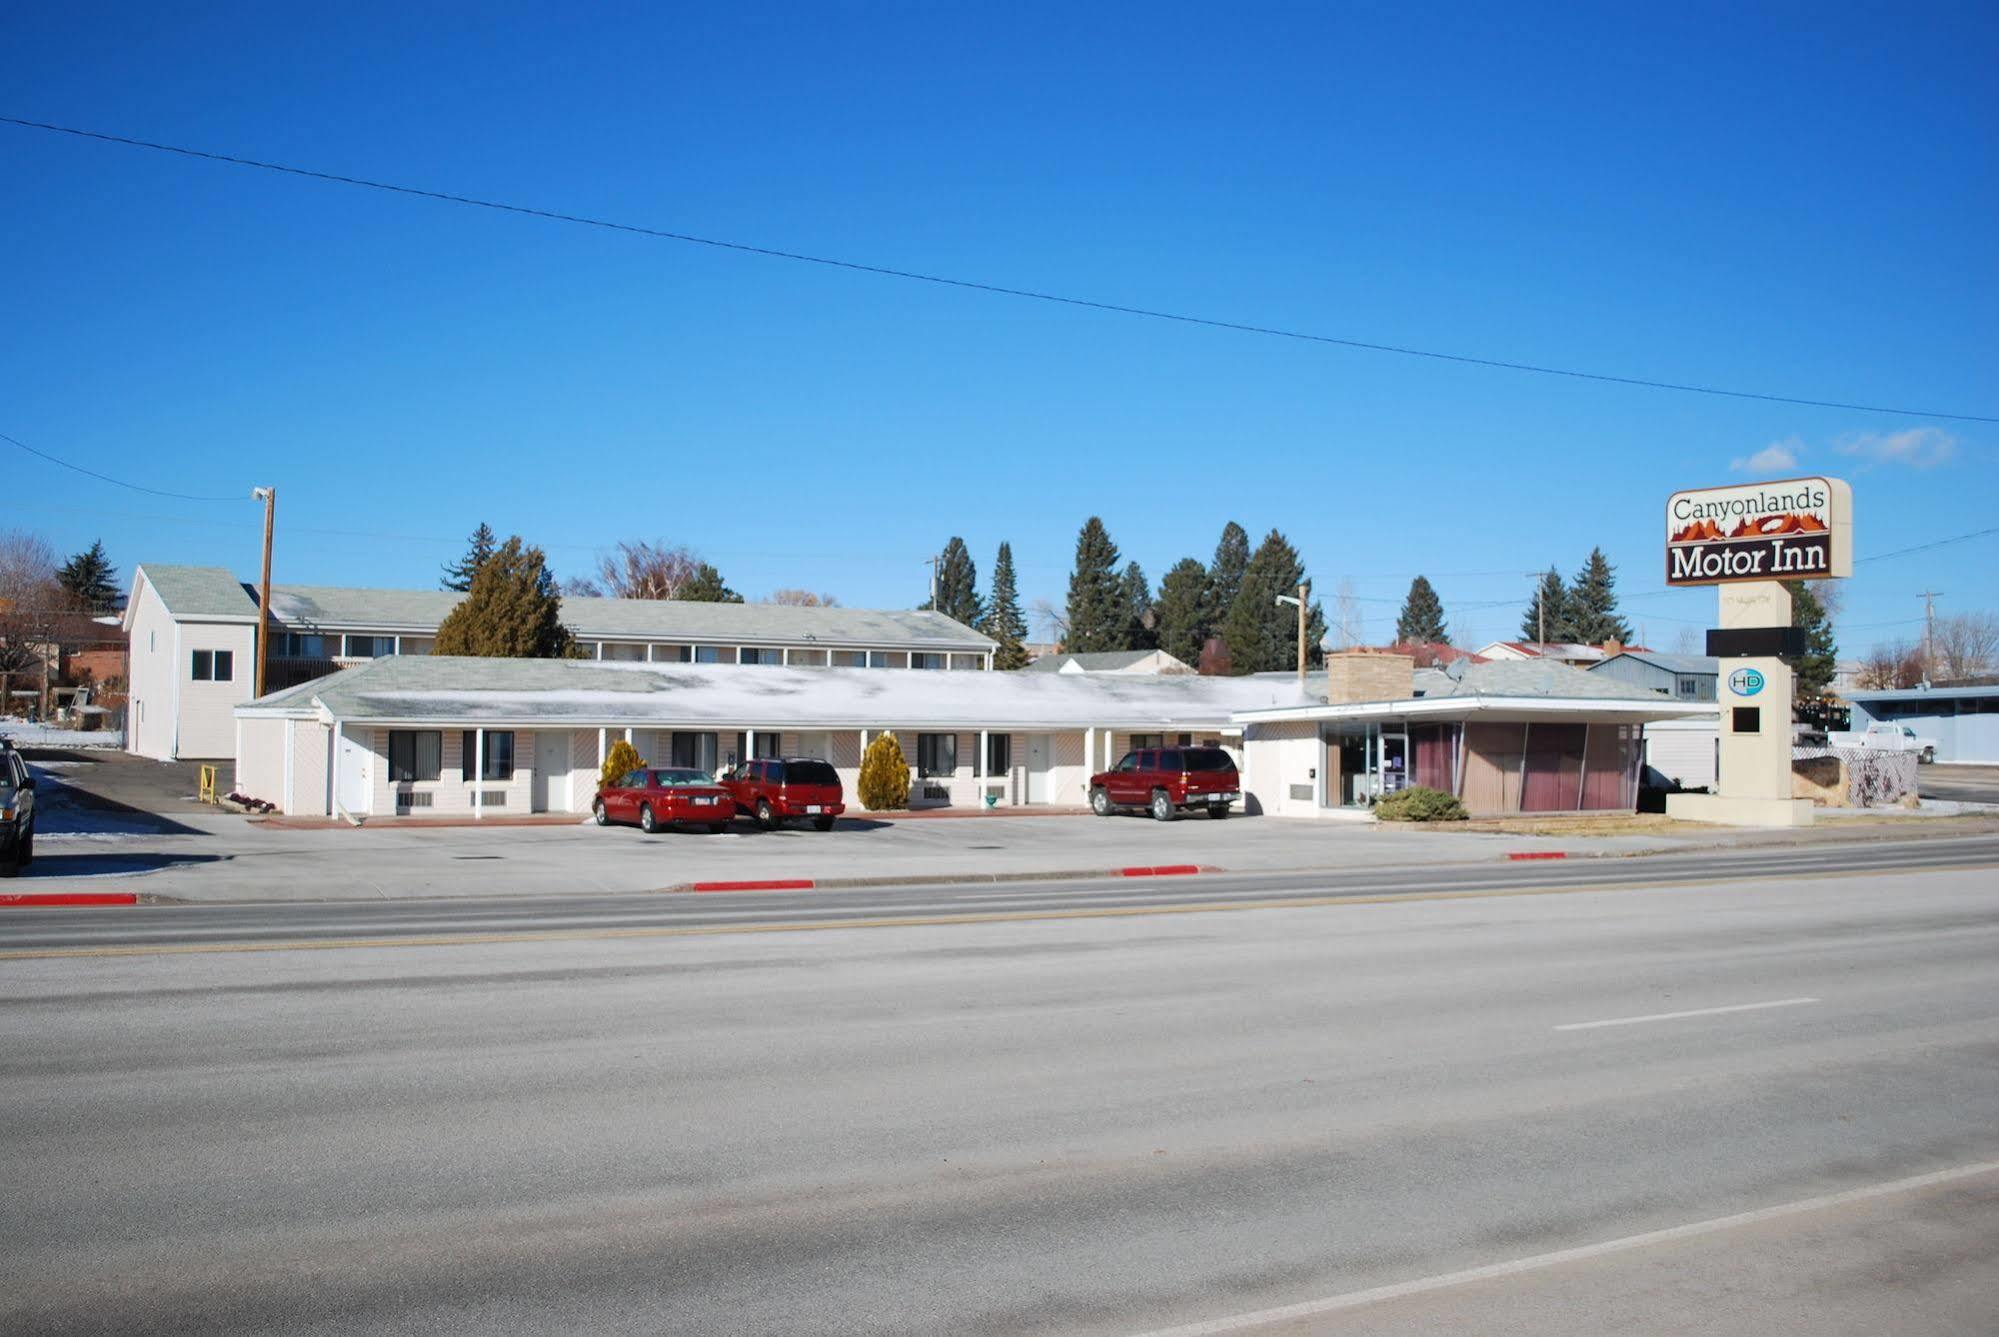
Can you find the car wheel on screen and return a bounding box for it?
[756,799,778,831]
[1151,790,1176,822]
[1207,804,1229,820]
[1921,748,1935,764]
[1090,787,1113,817]
[639,803,658,834]
[593,801,608,827]
[813,815,836,832]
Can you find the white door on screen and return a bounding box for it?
[795,731,831,760]
[1026,733,1052,803]
[532,730,564,813]
[336,728,371,815]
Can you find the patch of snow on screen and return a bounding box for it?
[1,718,125,749]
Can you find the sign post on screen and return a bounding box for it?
[1662,476,1851,827]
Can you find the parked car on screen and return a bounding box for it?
[1828,722,1938,764]
[718,757,846,831]
[0,743,36,877]
[593,767,734,834]
[1089,746,1241,821]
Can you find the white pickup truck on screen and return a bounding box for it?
[1828,722,1938,763]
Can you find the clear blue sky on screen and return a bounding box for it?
[5,3,1994,653]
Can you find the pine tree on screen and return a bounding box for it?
[1567,547,1632,646]
[1394,575,1448,644]
[441,522,498,592]
[1063,517,1124,653]
[858,731,911,810]
[1522,567,1574,643]
[1208,522,1250,628]
[57,540,119,614]
[1116,562,1156,651]
[432,537,574,657]
[1154,558,1212,668]
[1786,580,1838,698]
[679,562,744,603]
[1223,529,1317,674]
[979,542,1030,670]
[924,537,982,627]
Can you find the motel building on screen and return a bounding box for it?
[123,564,999,762]
[229,647,1714,820]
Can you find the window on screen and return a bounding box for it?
[916,733,958,778]
[342,634,394,659]
[868,651,893,668]
[1732,707,1761,734]
[671,731,720,773]
[694,646,724,664]
[1182,748,1235,771]
[190,649,234,682]
[389,730,443,782]
[1114,753,1140,772]
[460,731,515,782]
[277,632,329,658]
[1131,734,1164,750]
[985,733,1011,776]
[912,652,946,670]
[832,651,867,668]
[739,647,782,665]
[787,760,839,786]
[1159,749,1185,772]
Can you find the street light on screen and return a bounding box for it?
[1275,582,1310,692]
[251,487,276,698]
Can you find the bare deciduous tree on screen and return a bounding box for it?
[0,530,68,717]
[765,589,839,607]
[1932,611,1999,682]
[1030,597,1069,647]
[1333,579,1362,650]
[594,541,706,601]
[1855,641,1925,691]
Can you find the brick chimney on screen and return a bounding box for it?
[1602,638,1625,656]
[1324,649,1416,704]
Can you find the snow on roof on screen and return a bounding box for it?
[244,656,1311,728]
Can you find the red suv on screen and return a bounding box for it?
[1089,746,1240,821]
[720,758,846,831]
[595,767,736,834]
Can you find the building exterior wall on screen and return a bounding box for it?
[175,622,258,759]
[1240,720,1319,816]
[291,721,331,815]
[1643,719,1718,789]
[235,717,287,804]
[1591,656,1717,701]
[1849,694,1999,764]
[123,581,179,760]
[1325,652,1416,704]
[365,726,538,816]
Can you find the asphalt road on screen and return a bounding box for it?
[3,843,1996,1335]
[1922,763,1999,805]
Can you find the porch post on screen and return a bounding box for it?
[977,728,989,780]
[474,727,485,820]
[1084,725,1095,779]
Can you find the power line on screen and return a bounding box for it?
[7,113,1996,425]
[0,429,242,502]
[1855,525,1999,564]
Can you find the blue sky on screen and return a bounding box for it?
[5,3,1994,653]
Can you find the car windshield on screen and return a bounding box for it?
[1181,749,1235,771]
[786,760,839,785]
[654,769,713,786]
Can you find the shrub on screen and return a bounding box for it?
[600,738,644,791]
[858,731,911,811]
[1374,785,1467,822]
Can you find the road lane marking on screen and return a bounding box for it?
[4,862,1996,962]
[1127,1160,1999,1337]
[1554,997,1821,1031]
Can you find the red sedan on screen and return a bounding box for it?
[594,767,735,834]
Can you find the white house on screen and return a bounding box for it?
[123,564,998,760]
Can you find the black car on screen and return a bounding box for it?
[0,744,36,877]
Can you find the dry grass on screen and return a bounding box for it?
[1442,813,1707,838]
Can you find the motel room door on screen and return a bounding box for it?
[1025,733,1052,803]
[335,729,371,815]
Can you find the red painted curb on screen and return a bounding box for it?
[0,892,140,907]
[689,879,816,893]
[1506,852,1569,861]
[1119,865,1204,878]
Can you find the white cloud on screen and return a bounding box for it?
[1834,427,1957,469]
[1730,437,1802,474]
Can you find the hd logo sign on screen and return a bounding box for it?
[1728,667,1765,697]
[1666,477,1853,587]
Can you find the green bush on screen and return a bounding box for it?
[858,731,911,811]
[1374,785,1468,822]
[599,738,644,790]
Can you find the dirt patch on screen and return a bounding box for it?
[1438,813,1705,838]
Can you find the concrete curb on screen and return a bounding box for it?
[0,891,141,907]
[664,865,1222,894]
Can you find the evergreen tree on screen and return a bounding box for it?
[1154,558,1212,668]
[1117,562,1156,650]
[679,562,744,603]
[979,542,1030,670]
[599,738,644,791]
[432,537,574,658]
[56,539,118,614]
[923,537,982,627]
[1786,580,1838,698]
[1521,567,1574,643]
[1063,517,1124,653]
[1567,547,1632,645]
[1394,575,1449,644]
[858,731,911,810]
[441,522,498,592]
[1208,522,1250,627]
[1223,529,1320,674]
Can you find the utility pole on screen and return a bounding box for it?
[1524,571,1546,646]
[1919,589,1942,685]
[925,553,941,610]
[1275,583,1310,692]
[252,487,276,697]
